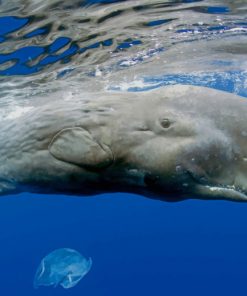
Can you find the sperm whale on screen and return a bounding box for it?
[0,85,246,201]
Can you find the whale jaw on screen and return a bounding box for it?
[193,184,247,202]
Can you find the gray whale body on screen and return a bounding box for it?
[0,85,246,201]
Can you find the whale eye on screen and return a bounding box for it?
[160,118,171,129]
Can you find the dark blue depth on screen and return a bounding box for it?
[1,194,247,296]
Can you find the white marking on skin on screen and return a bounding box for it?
[175,165,182,173]
[128,169,139,174]
[95,67,102,77]
[209,185,238,192]
[6,106,33,120]
[64,92,74,101]
[209,186,224,192]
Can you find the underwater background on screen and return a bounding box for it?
[0,0,247,295]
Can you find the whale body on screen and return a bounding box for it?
[0,85,246,201]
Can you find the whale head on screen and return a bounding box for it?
[46,86,246,202]
[115,106,246,202]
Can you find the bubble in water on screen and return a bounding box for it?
[33,248,92,289]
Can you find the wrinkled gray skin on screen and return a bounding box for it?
[0,85,246,201]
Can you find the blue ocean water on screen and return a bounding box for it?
[1,194,247,295]
[0,0,247,295]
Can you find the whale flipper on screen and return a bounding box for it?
[48,127,113,169]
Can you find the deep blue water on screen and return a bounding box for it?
[1,0,247,295]
[1,194,247,295]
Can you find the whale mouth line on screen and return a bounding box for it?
[195,184,247,201]
[186,171,247,201]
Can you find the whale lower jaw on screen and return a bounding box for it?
[194,184,247,202]
[0,175,246,203]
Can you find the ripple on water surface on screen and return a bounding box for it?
[0,0,246,104]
